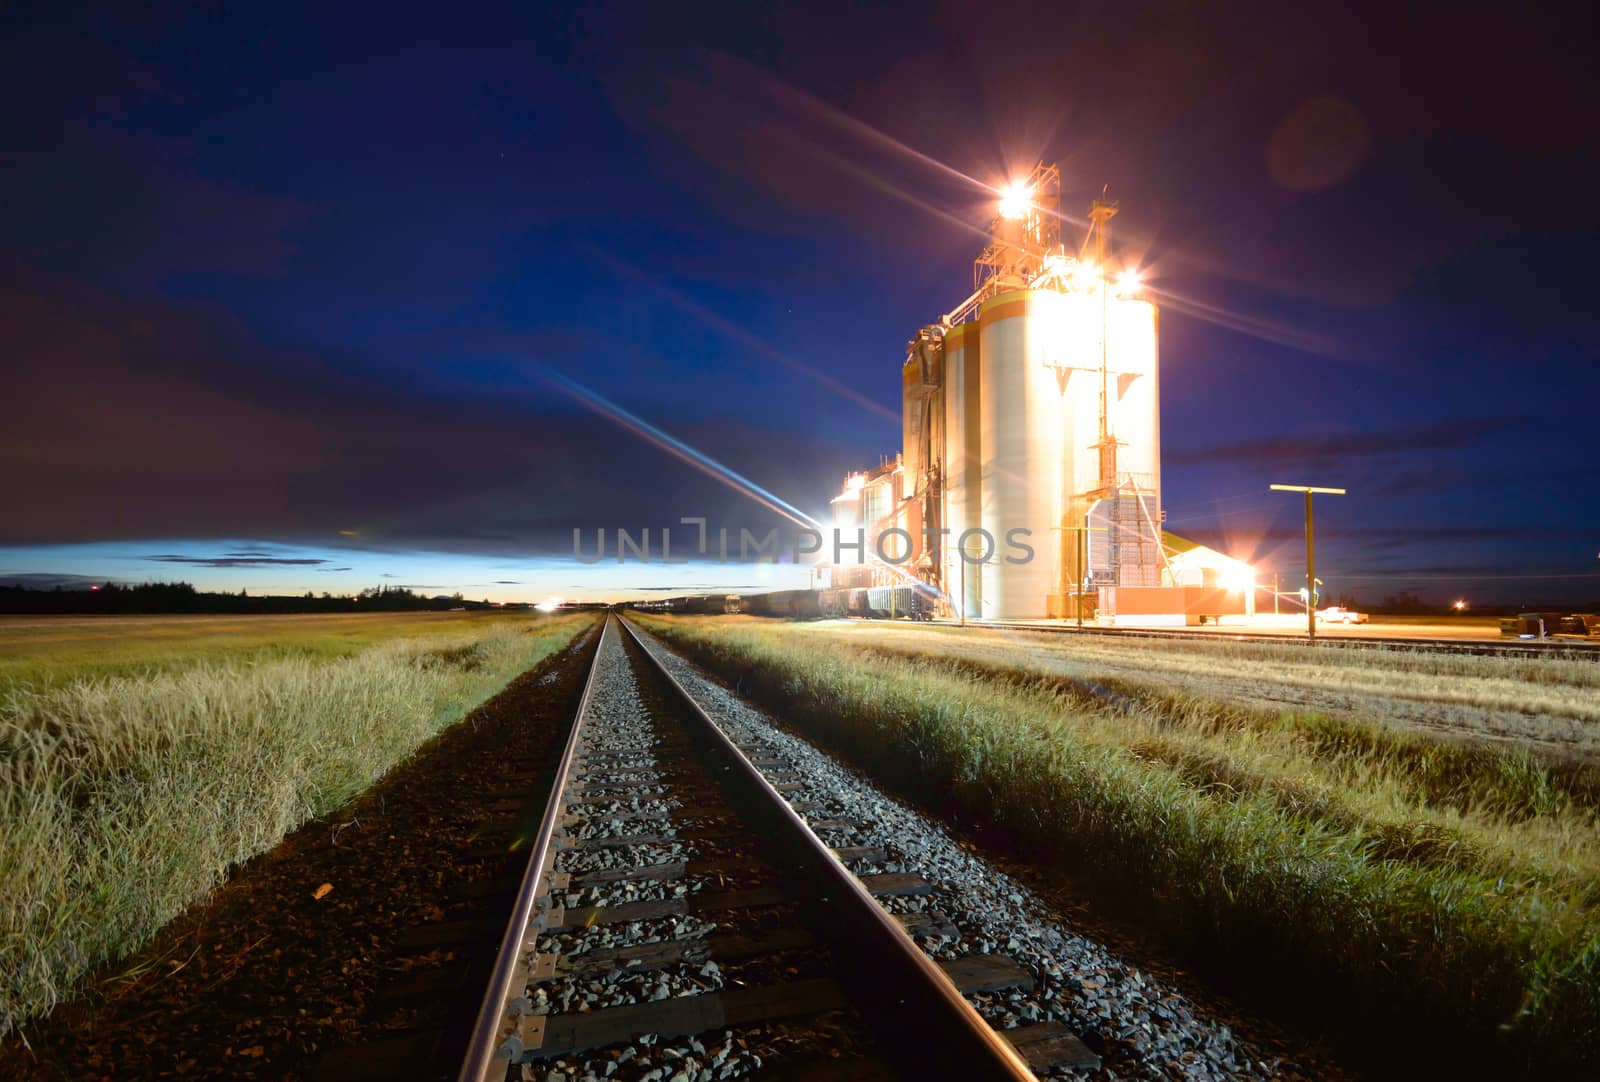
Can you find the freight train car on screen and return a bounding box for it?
[676,594,744,615]
[742,589,822,619]
[865,583,937,620]
[669,585,937,621]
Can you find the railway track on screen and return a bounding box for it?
[458,614,1099,1081]
[936,618,1600,661]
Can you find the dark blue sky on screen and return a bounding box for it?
[3,1,1597,605]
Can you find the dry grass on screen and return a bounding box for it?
[0,610,530,691]
[759,619,1600,761]
[0,613,591,1035]
[638,614,1600,1072]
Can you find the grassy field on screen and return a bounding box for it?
[636,614,1600,1073]
[0,611,592,1036]
[0,610,534,690]
[770,620,1600,762]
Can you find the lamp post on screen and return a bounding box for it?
[1269,484,1346,641]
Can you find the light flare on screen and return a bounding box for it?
[542,370,821,533]
[997,182,1033,220]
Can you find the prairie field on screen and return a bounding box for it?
[788,619,1600,762]
[636,613,1600,1072]
[0,611,592,1035]
[0,610,532,690]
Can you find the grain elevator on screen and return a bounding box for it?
[829,163,1221,623]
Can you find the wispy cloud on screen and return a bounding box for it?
[145,554,328,568]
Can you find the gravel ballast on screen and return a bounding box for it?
[629,622,1356,1082]
[517,622,877,1082]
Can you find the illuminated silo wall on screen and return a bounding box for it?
[974,288,1161,620]
[901,358,922,497]
[942,321,982,617]
[1109,297,1160,500]
[1053,291,1100,519]
[1049,292,1161,501]
[978,290,1067,619]
[899,359,925,550]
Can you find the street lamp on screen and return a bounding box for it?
[1269,484,1347,641]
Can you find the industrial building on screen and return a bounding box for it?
[825,163,1255,624]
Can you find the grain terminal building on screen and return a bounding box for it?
[825,164,1255,625]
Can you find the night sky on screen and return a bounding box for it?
[3,2,1597,605]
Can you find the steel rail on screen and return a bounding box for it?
[935,618,1600,661]
[458,616,611,1082]
[617,615,1039,1082]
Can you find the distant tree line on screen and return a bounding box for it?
[0,581,512,615]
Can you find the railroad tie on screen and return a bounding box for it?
[514,978,848,1061]
[574,763,660,779]
[528,926,817,981]
[569,860,687,886]
[858,872,933,897]
[567,852,747,887]
[999,1020,1102,1072]
[547,886,786,929]
[805,817,864,832]
[937,953,1032,994]
[561,824,738,850]
[566,787,672,803]
[559,807,675,830]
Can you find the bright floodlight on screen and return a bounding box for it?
[1116,267,1142,294]
[997,182,1032,221]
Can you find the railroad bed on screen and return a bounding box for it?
[311,615,1339,1081]
[459,615,1097,1080]
[964,619,1600,660]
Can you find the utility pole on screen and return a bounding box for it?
[1273,571,1279,617]
[1269,484,1346,641]
[1080,527,1087,630]
[959,558,966,627]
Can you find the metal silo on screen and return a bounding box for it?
[942,321,982,618]
[978,289,1069,619]
[1106,296,1160,500]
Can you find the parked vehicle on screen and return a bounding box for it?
[1317,605,1369,624]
